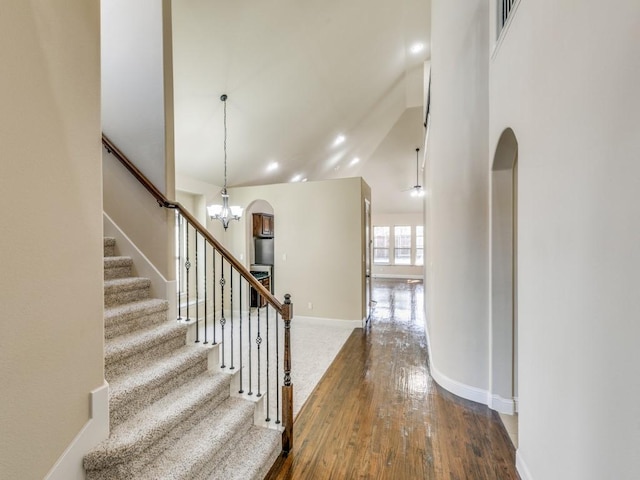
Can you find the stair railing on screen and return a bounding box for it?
[102,134,294,454]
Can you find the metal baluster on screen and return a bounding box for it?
[248,300,253,395]
[203,240,208,344]
[265,305,270,421]
[177,213,183,320]
[276,311,280,424]
[213,250,217,345]
[185,223,191,322]
[230,269,235,370]
[238,278,244,394]
[195,231,199,342]
[256,305,262,397]
[220,258,226,368]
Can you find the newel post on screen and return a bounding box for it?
[282,293,293,454]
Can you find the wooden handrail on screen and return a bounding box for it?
[102,134,283,312]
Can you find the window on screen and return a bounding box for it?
[394,226,411,264]
[373,226,390,264]
[415,226,424,266]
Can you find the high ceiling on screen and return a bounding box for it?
[172,0,431,213]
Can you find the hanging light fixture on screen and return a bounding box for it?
[411,147,425,197]
[207,94,243,229]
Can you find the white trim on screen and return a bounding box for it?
[372,273,423,280]
[516,450,533,480]
[489,394,516,414]
[514,396,519,413]
[103,212,177,320]
[44,383,109,480]
[425,324,491,406]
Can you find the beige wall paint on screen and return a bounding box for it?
[489,0,640,478]
[372,212,424,278]
[225,178,367,321]
[427,0,491,393]
[103,149,175,279]
[0,2,103,478]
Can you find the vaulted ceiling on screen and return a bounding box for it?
[172,0,431,213]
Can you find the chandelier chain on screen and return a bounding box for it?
[223,96,228,190]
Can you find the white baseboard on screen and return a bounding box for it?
[424,326,490,406]
[516,450,533,480]
[293,315,362,329]
[44,382,109,480]
[372,273,423,280]
[489,394,516,414]
[104,212,176,319]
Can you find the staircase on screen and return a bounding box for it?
[84,237,281,480]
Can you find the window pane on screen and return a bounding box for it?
[394,226,411,264]
[415,225,424,266]
[373,226,390,264]
[374,248,389,263]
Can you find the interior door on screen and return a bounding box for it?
[365,199,372,324]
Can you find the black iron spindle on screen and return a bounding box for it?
[238,278,244,394]
[212,250,217,345]
[177,213,183,320]
[248,305,253,396]
[256,305,262,397]
[265,305,270,422]
[185,223,191,322]
[276,311,280,424]
[195,231,200,342]
[203,240,208,344]
[230,269,235,370]
[220,258,226,368]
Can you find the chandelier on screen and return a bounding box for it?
[207,94,243,229]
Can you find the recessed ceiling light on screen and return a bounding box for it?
[350,157,360,166]
[291,174,302,182]
[266,161,279,172]
[334,135,346,146]
[301,178,308,182]
[410,42,425,54]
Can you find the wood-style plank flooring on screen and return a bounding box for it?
[266,279,519,480]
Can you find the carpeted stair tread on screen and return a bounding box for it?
[105,320,187,367]
[206,425,282,480]
[104,277,151,306]
[104,237,116,257]
[104,276,151,293]
[104,256,133,280]
[108,344,210,399]
[104,298,169,327]
[85,369,233,472]
[133,397,256,480]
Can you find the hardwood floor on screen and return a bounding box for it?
[266,279,519,480]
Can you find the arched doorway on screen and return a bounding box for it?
[490,128,519,427]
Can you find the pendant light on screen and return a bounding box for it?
[411,147,425,197]
[207,94,243,229]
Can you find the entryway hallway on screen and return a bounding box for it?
[267,279,519,479]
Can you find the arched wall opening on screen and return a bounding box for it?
[490,127,519,416]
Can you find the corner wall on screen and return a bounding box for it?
[426,0,491,398]
[0,2,104,478]
[490,0,640,478]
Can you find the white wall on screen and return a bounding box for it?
[0,2,104,478]
[426,0,491,398]
[101,0,176,279]
[372,212,424,278]
[101,0,174,194]
[489,0,640,478]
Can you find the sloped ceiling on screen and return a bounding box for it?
[172,0,430,213]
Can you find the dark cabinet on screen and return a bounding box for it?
[250,276,271,308]
[252,213,274,238]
